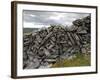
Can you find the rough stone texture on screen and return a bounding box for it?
[23,16,91,69]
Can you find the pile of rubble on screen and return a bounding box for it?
[23,16,91,69]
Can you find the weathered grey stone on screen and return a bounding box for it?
[23,15,91,69]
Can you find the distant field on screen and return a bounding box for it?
[23,28,38,33]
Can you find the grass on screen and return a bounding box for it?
[23,32,32,36]
[52,53,91,68]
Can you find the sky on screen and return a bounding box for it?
[23,10,90,28]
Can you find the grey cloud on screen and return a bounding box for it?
[23,10,90,26]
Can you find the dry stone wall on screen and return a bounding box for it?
[23,16,91,69]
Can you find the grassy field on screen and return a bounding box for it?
[23,28,39,35]
[52,53,91,68]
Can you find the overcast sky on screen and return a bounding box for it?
[23,10,90,28]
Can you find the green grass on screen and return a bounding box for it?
[52,53,91,68]
[23,32,32,36]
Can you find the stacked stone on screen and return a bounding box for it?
[23,16,91,69]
